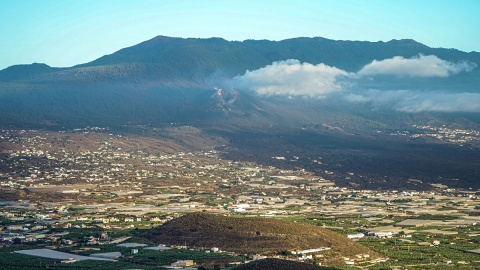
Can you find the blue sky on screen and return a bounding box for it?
[1,0,479,70]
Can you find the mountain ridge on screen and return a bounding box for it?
[2,36,478,85]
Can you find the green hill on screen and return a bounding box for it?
[142,212,383,266]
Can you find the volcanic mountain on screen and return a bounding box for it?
[1,36,479,129]
[1,36,480,190]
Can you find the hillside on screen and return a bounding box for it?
[143,212,383,266]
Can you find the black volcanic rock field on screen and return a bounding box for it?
[216,128,480,190]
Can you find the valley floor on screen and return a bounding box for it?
[1,128,480,269]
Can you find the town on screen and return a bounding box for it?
[392,124,480,148]
[1,128,480,269]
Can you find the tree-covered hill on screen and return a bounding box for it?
[143,212,382,266]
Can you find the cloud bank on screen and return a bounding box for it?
[228,55,478,113]
[346,90,480,113]
[232,59,349,97]
[357,54,476,77]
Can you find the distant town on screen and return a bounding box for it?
[393,124,480,147]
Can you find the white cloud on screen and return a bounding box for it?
[357,54,476,77]
[227,56,479,113]
[232,59,349,97]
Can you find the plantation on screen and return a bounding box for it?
[0,242,239,269]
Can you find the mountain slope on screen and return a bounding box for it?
[0,63,62,82]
